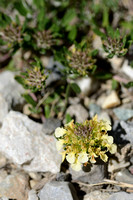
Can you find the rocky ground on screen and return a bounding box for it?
[0,52,132,200]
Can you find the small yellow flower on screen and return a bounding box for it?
[78,152,88,163]
[71,159,82,171]
[55,127,66,138]
[66,152,76,164]
[56,140,64,151]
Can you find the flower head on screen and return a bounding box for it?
[55,115,117,171]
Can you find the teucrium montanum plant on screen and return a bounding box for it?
[55,115,117,171]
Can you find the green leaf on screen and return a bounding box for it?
[15,75,25,86]
[62,9,77,28]
[14,1,29,16]
[22,94,37,107]
[112,79,118,90]
[65,113,72,123]
[124,81,133,88]
[68,26,77,41]
[44,104,51,118]
[0,12,11,27]
[70,83,81,94]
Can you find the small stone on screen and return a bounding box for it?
[30,180,38,189]
[121,59,133,79]
[28,190,38,200]
[65,104,89,123]
[0,153,7,168]
[70,164,105,184]
[89,103,101,117]
[115,169,133,184]
[84,190,110,200]
[102,91,120,109]
[113,108,133,121]
[0,94,8,124]
[56,172,71,182]
[0,172,29,200]
[109,56,124,70]
[0,198,9,200]
[43,118,61,135]
[98,112,111,122]
[0,71,25,108]
[38,181,79,200]
[120,121,133,144]
[29,172,41,181]
[75,77,99,96]
[0,170,8,183]
[108,192,133,200]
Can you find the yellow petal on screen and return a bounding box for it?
[78,152,88,163]
[108,144,117,154]
[65,120,74,129]
[56,140,64,151]
[100,153,108,162]
[71,160,82,171]
[92,114,98,121]
[66,152,76,164]
[107,136,113,144]
[105,120,112,131]
[60,151,66,162]
[55,127,66,138]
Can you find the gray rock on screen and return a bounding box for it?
[0,198,9,200]
[0,111,61,173]
[38,181,79,200]
[89,103,101,117]
[113,108,133,121]
[120,121,133,143]
[115,169,133,184]
[66,104,89,123]
[56,172,71,182]
[28,190,38,200]
[108,192,133,200]
[0,94,8,124]
[130,156,133,164]
[0,172,29,200]
[70,164,105,184]
[84,190,110,200]
[43,118,61,135]
[0,71,25,108]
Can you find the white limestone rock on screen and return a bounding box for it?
[0,111,61,173]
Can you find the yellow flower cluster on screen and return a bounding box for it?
[55,115,117,171]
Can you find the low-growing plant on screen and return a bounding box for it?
[55,115,117,171]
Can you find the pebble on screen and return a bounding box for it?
[28,172,41,181]
[84,190,110,200]
[109,56,124,70]
[0,71,25,108]
[0,153,7,168]
[102,91,121,109]
[113,107,133,121]
[65,104,89,123]
[108,192,133,200]
[75,77,99,96]
[0,172,29,200]
[38,181,79,200]
[120,121,133,144]
[115,169,133,184]
[28,190,38,200]
[70,164,105,184]
[30,180,38,189]
[121,59,133,79]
